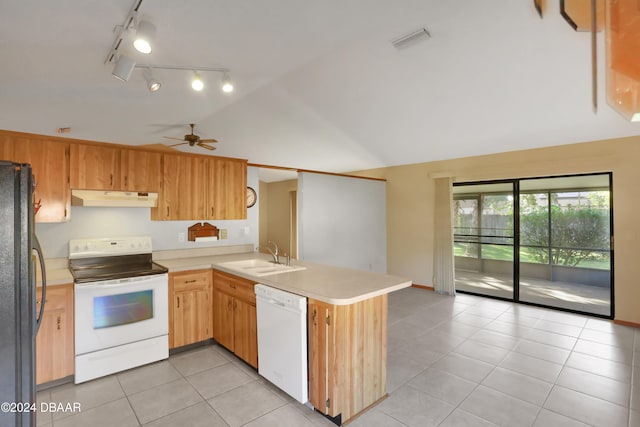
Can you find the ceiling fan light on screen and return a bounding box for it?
[221,73,234,93]
[191,72,204,91]
[133,20,155,54]
[112,55,136,82]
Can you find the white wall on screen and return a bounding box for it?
[36,167,260,259]
[298,172,386,272]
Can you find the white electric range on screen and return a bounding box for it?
[68,236,168,384]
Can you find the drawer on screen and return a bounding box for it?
[233,279,256,304]
[172,270,212,292]
[213,271,256,304]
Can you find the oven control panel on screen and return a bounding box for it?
[69,236,153,259]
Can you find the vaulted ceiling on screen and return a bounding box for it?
[1,0,638,173]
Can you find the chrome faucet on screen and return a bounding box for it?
[264,240,280,264]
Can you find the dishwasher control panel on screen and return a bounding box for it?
[254,284,306,310]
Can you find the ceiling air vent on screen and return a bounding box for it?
[391,28,431,50]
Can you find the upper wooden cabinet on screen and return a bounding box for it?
[70,143,120,190]
[70,144,162,193]
[120,149,162,192]
[208,157,247,220]
[152,154,208,220]
[0,133,70,222]
[1,130,247,222]
[152,154,247,221]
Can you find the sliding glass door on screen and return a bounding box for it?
[453,174,612,318]
[518,175,612,316]
[453,182,515,300]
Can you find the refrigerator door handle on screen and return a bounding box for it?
[33,234,46,334]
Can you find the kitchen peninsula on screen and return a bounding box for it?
[160,250,411,425]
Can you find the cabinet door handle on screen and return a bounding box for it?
[166,206,169,217]
[56,316,61,330]
[177,296,180,308]
[110,174,113,186]
[124,175,128,187]
[211,207,214,216]
[185,279,196,283]
[228,299,232,310]
[312,308,317,326]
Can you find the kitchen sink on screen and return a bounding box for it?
[218,259,306,277]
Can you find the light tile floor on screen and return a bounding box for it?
[37,287,640,426]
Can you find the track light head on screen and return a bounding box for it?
[143,68,161,92]
[148,79,161,92]
[221,73,234,93]
[133,20,156,54]
[191,71,204,91]
[112,55,136,82]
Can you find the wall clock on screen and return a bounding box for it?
[247,186,257,208]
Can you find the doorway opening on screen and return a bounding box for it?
[453,173,613,318]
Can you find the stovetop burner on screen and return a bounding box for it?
[69,253,168,283]
[68,237,168,283]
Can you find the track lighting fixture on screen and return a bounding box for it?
[133,19,156,54]
[112,55,136,82]
[105,1,234,94]
[143,68,161,92]
[130,64,234,94]
[191,72,204,91]
[221,73,234,93]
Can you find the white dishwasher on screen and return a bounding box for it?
[255,284,308,403]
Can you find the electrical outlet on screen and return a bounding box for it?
[178,232,185,242]
[220,229,228,239]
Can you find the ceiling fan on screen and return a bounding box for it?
[164,123,217,150]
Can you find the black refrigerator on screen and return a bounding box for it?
[0,161,46,427]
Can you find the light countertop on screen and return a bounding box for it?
[42,251,412,305]
[159,251,412,305]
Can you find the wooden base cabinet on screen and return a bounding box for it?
[36,284,74,385]
[169,270,213,349]
[308,295,388,424]
[212,270,258,368]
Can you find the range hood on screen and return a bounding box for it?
[71,190,158,208]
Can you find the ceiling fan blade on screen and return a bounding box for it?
[198,143,216,150]
[199,138,218,143]
[163,136,185,141]
[167,142,188,147]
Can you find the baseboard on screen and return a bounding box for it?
[613,319,640,329]
[411,283,434,291]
